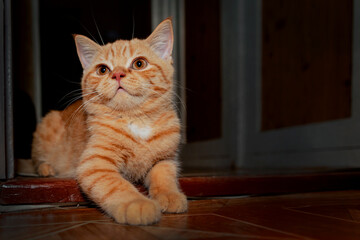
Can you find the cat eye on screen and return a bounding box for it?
[96,65,110,75]
[131,58,148,70]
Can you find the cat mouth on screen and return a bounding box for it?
[117,87,127,94]
[117,85,127,93]
[116,84,141,97]
[116,86,135,96]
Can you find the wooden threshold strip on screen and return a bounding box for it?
[1,171,360,204]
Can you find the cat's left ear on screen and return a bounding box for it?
[74,34,102,69]
[146,18,174,60]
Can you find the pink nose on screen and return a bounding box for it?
[112,72,126,82]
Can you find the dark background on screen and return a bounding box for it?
[38,0,151,115]
[12,0,152,158]
[10,0,353,169]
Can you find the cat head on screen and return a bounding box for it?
[74,18,174,116]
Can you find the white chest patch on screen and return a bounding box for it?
[128,123,152,140]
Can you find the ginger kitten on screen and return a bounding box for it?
[31,18,187,225]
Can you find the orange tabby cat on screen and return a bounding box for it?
[31,18,187,225]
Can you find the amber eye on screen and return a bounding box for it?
[96,65,110,75]
[131,58,148,70]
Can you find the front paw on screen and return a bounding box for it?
[114,198,161,225]
[153,192,188,213]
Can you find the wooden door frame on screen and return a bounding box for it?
[151,0,241,169]
[0,0,14,179]
[238,0,360,169]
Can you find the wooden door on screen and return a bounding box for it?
[261,0,352,131]
[240,0,360,169]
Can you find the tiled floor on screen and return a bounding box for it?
[1,190,360,239]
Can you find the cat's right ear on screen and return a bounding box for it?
[74,35,101,69]
[146,18,173,60]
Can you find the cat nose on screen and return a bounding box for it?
[112,72,126,82]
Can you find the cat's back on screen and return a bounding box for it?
[60,99,88,136]
[32,100,88,177]
[60,99,89,155]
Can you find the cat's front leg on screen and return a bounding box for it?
[76,149,161,225]
[145,160,188,213]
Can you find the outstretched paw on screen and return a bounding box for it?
[114,198,161,225]
[154,191,188,213]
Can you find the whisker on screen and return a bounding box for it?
[147,87,186,118]
[60,88,97,107]
[80,23,99,44]
[65,93,102,127]
[132,12,135,39]
[146,85,186,109]
[58,89,84,104]
[92,14,104,45]
[55,74,81,85]
[63,95,83,108]
[63,91,95,108]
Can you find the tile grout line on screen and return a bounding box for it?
[10,224,78,240]
[211,213,314,240]
[284,207,360,224]
[162,213,216,218]
[143,225,298,240]
[98,220,297,240]
[140,225,294,240]
[24,222,89,240]
[0,219,110,228]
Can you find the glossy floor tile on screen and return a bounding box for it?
[2,191,360,239]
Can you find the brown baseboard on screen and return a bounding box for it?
[1,170,360,205]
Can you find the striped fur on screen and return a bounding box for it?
[31,18,187,225]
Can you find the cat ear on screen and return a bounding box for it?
[146,18,174,60]
[74,35,101,69]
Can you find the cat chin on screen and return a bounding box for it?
[105,97,144,113]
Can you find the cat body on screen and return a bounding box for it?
[32,100,88,177]
[31,19,187,225]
